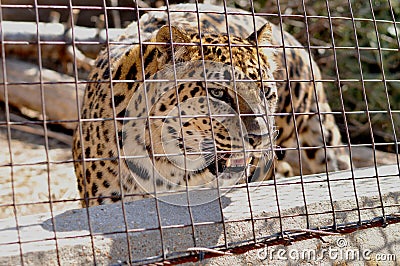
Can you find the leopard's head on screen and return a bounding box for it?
[123,23,277,193]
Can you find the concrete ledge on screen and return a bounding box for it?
[0,165,399,265]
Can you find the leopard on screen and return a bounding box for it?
[72,4,351,207]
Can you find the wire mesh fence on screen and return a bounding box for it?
[0,0,399,265]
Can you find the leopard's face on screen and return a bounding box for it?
[146,74,275,187]
[73,4,353,207]
[121,25,277,193]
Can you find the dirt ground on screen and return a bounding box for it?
[0,107,80,219]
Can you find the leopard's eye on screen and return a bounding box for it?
[210,88,224,98]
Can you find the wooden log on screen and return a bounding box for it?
[351,146,399,168]
[0,58,85,130]
[1,21,98,75]
[1,20,124,60]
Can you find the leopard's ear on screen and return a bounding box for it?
[155,25,191,52]
[246,22,273,45]
[155,25,192,63]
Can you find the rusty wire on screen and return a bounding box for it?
[0,0,399,265]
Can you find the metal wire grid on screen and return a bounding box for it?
[0,0,399,265]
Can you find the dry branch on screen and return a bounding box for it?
[0,58,85,131]
[1,21,106,74]
[2,20,123,60]
[2,113,73,145]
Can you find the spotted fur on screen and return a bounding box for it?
[73,4,350,206]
